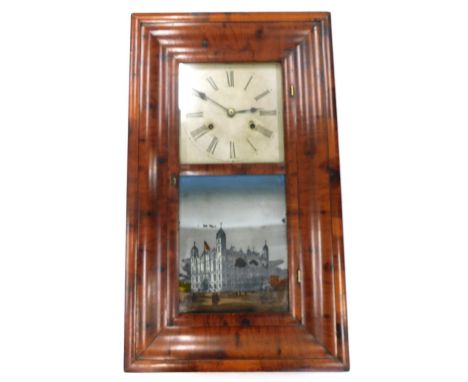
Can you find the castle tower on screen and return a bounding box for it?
[190,241,199,257]
[261,240,269,268]
[215,225,226,291]
[190,242,199,291]
[216,225,226,255]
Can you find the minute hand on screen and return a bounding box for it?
[235,107,262,114]
[192,88,230,112]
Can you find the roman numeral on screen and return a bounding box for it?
[207,136,219,154]
[186,111,203,118]
[246,138,257,152]
[230,141,236,159]
[254,125,273,138]
[244,75,254,91]
[254,89,270,101]
[259,110,277,116]
[206,76,218,91]
[190,125,210,140]
[226,70,234,87]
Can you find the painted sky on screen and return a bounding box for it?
[179,175,286,229]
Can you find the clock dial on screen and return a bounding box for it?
[178,63,284,164]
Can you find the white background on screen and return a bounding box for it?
[1,1,467,381]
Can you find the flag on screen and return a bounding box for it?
[204,241,210,252]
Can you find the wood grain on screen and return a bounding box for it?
[125,12,349,372]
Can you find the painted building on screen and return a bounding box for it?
[190,227,269,292]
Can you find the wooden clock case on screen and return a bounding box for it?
[125,12,349,372]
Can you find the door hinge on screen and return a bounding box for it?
[170,174,177,186]
[290,84,295,97]
[297,268,302,284]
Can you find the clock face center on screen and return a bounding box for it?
[227,108,236,118]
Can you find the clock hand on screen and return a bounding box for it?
[192,88,208,101]
[192,88,230,113]
[234,107,262,114]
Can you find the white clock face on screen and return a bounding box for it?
[178,63,284,164]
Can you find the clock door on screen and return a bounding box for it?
[177,61,289,314]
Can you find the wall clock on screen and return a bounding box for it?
[125,12,349,372]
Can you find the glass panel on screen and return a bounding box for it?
[178,175,288,313]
